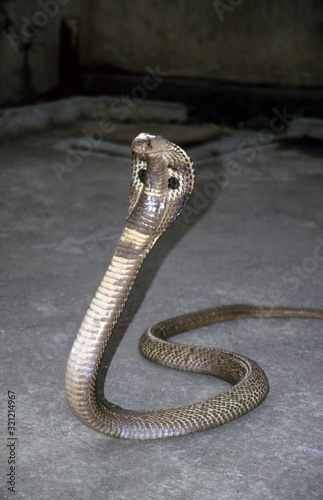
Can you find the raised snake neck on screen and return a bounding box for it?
[65,133,323,440]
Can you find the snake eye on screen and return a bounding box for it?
[138,169,147,183]
[168,177,180,189]
[146,139,151,147]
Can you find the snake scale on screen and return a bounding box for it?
[65,133,323,439]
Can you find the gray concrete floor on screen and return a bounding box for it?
[1,120,323,500]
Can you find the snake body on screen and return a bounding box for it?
[65,133,323,439]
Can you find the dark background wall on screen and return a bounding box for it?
[84,0,323,87]
[0,0,322,117]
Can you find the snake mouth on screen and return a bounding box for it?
[132,146,172,157]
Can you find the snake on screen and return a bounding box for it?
[65,132,323,440]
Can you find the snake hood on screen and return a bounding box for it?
[129,133,195,238]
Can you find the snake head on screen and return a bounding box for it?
[129,133,195,232]
[131,133,170,158]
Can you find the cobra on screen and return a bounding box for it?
[65,133,323,439]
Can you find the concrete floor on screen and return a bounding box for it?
[1,116,323,499]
